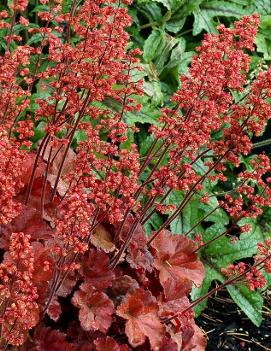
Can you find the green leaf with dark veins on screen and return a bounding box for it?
[227,285,263,327]
[193,1,250,35]
[143,29,166,63]
[193,8,217,35]
[154,35,179,74]
[191,265,224,316]
[192,221,264,324]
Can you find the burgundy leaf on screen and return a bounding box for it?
[112,275,139,296]
[34,327,76,351]
[72,283,114,333]
[117,288,165,349]
[91,224,115,253]
[94,337,131,351]
[163,278,192,301]
[47,296,62,322]
[182,325,207,351]
[151,230,205,290]
[80,249,115,290]
[0,205,53,249]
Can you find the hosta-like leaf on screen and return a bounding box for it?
[192,222,265,324]
[227,285,263,327]
[143,29,166,63]
[193,1,249,35]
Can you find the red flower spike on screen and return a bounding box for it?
[116,288,165,349]
[72,283,114,333]
[80,249,115,290]
[32,242,54,283]
[151,230,205,291]
[0,232,39,346]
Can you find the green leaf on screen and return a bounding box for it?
[27,33,43,45]
[162,37,186,71]
[143,29,166,63]
[139,134,155,156]
[159,37,186,87]
[178,51,194,75]
[199,197,229,226]
[192,221,265,323]
[152,0,184,11]
[191,265,224,316]
[254,0,271,15]
[125,96,161,125]
[136,2,163,22]
[202,1,249,18]
[30,4,49,13]
[62,0,75,13]
[202,222,262,267]
[143,81,164,105]
[154,35,179,74]
[166,192,204,234]
[165,17,186,33]
[227,285,263,326]
[32,121,46,142]
[193,1,249,35]
[144,212,164,236]
[167,191,229,235]
[170,198,203,234]
[255,16,271,60]
[163,0,204,33]
[193,8,217,35]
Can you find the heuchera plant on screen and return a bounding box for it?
[0,0,271,350]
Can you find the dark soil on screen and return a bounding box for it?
[196,290,271,351]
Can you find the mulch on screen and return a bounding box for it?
[196,290,271,351]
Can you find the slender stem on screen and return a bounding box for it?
[139,21,159,29]
[24,134,50,204]
[183,205,220,237]
[194,228,230,253]
[41,141,53,216]
[147,153,228,246]
[163,253,271,323]
[252,138,271,150]
[50,90,91,202]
